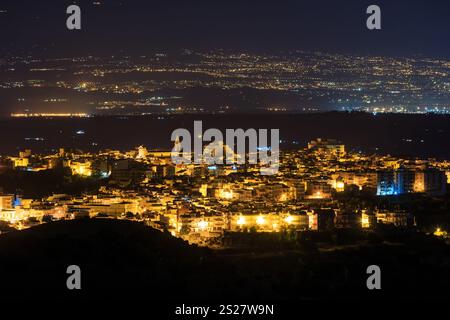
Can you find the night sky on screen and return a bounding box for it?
[0,0,449,57]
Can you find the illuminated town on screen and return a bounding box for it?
[1,138,449,245]
[1,0,450,306]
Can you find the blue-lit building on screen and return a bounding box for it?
[376,171,397,196]
[377,169,447,196]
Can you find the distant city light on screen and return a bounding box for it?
[11,113,90,118]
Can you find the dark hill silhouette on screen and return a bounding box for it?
[1,219,450,301]
[0,219,235,300]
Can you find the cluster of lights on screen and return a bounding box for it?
[11,113,89,118]
[235,214,296,228]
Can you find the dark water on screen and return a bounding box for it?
[1,112,450,159]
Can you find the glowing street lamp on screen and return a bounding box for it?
[237,216,246,226]
[256,215,266,225]
[197,220,208,231]
[284,215,294,224]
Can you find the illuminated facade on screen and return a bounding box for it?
[377,169,446,196]
[68,161,92,176]
[308,138,345,157]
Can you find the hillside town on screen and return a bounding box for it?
[1,138,449,246]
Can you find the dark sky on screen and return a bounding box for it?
[0,0,449,57]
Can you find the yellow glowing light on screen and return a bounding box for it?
[414,182,425,193]
[284,215,294,224]
[361,215,370,228]
[237,216,246,226]
[279,193,287,202]
[197,220,208,231]
[256,215,266,225]
[70,162,92,176]
[434,228,447,237]
[11,113,88,118]
[312,191,323,199]
[336,181,345,191]
[220,189,233,200]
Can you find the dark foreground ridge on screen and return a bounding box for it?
[0,219,222,300]
[1,219,450,301]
